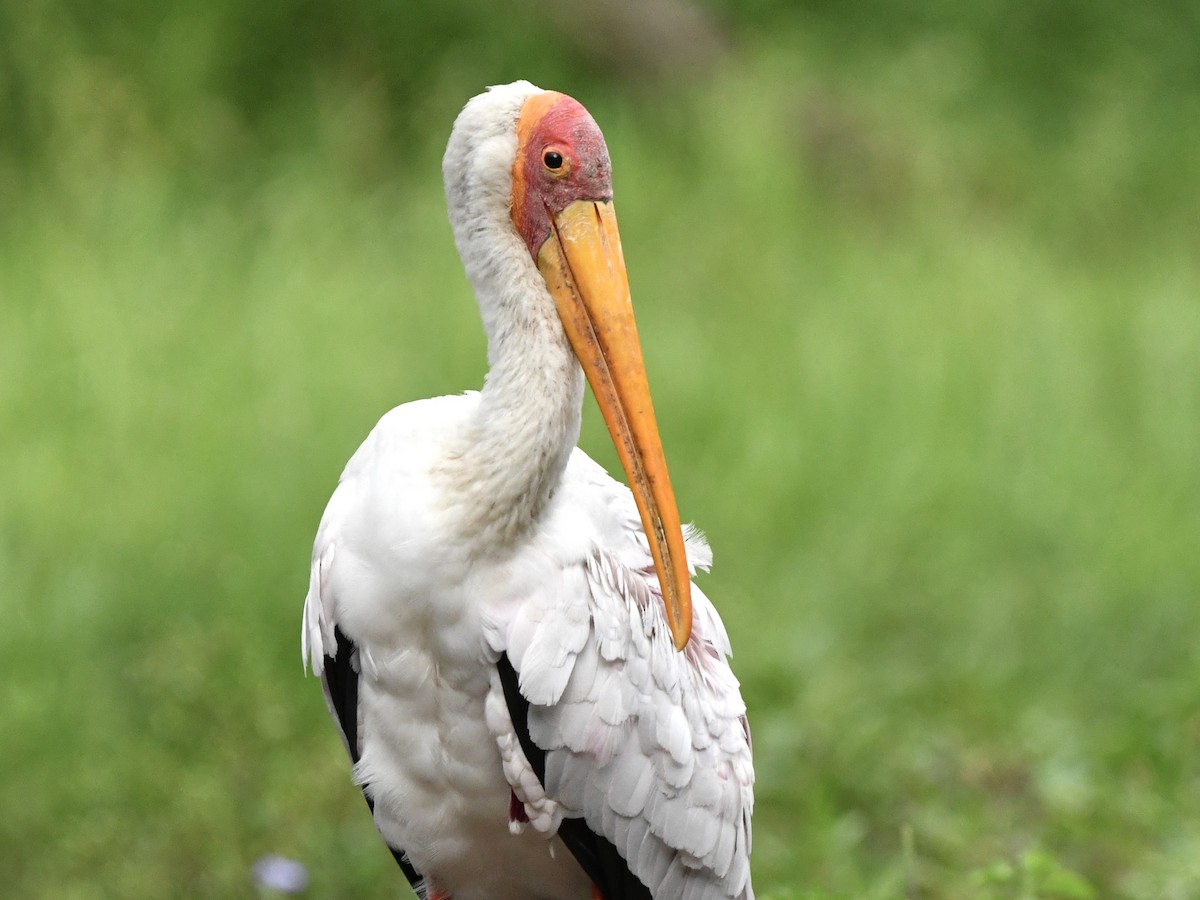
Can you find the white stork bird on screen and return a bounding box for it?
[302,81,754,900]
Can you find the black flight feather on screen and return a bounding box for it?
[324,626,424,893]
[497,652,653,900]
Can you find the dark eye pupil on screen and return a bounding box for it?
[544,151,564,170]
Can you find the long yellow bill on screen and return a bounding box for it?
[537,199,693,650]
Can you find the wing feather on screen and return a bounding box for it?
[302,521,426,896]
[485,459,755,900]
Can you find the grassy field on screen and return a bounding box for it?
[2,16,1199,900]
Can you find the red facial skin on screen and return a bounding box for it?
[511,93,613,259]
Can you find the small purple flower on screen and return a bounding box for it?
[253,855,309,894]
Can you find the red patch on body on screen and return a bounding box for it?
[508,789,530,824]
[511,92,613,258]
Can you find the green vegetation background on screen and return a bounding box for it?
[2,2,1198,897]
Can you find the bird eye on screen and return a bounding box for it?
[543,150,565,171]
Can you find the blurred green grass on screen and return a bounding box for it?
[3,5,1200,898]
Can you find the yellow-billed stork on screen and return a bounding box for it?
[302,81,754,900]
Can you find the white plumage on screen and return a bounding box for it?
[303,81,753,900]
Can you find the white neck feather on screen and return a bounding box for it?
[439,81,584,547]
